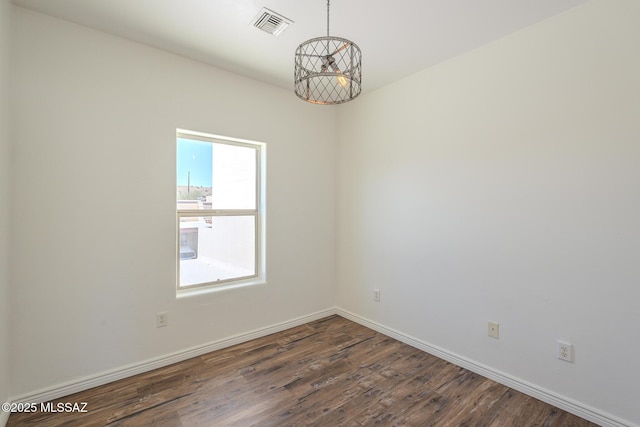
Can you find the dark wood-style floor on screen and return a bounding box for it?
[8,315,597,426]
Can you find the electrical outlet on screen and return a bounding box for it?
[557,340,573,363]
[488,321,499,339]
[373,289,381,302]
[156,312,168,328]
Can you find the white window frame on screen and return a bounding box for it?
[176,129,266,296]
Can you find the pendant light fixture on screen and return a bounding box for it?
[294,0,362,105]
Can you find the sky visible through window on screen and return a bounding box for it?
[177,138,213,187]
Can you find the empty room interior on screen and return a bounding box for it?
[1,0,639,426]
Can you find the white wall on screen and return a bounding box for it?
[10,8,337,396]
[337,1,640,425]
[0,0,12,410]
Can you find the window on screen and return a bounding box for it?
[176,130,264,292]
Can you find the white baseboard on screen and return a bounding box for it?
[5,307,633,427]
[335,307,633,427]
[8,308,338,408]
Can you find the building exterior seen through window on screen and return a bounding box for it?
[176,130,263,291]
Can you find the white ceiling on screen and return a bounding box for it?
[12,0,588,93]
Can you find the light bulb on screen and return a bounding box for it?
[336,74,349,88]
[327,56,349,88]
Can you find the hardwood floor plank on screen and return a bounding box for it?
[7,315,599,427]
[281,365,388,425]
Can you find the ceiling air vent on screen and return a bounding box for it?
[251,8,293,36]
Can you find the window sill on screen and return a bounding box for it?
[176,278,266,299]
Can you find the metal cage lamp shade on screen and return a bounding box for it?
[294,1,362,105]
